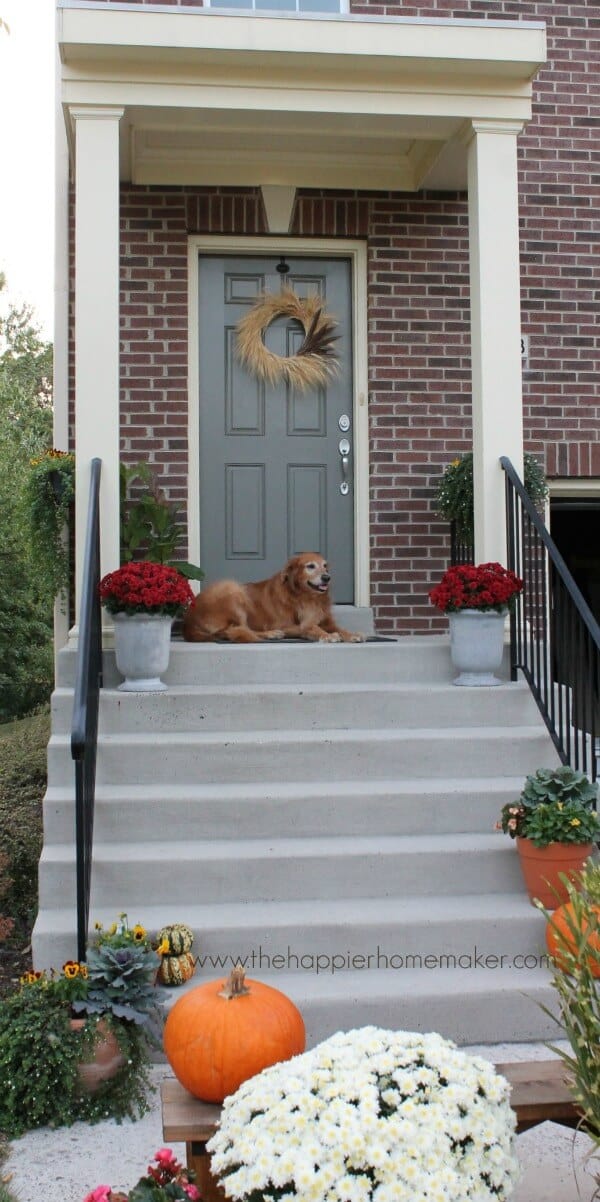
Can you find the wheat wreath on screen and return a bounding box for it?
[235,288,339,392]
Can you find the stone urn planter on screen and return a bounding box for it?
[99,562,195,692]
[113,612,173,692]
[448,608,507,687]
[429,562,523,687]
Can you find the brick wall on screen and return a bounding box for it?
[71,0,600,632]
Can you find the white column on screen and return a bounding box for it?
[467,120,524,565]
[72,105,123,620]
[53,37,71,657]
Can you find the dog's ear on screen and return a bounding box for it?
[282,556,301,590]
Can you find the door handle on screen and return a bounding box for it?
[339,438,350,495]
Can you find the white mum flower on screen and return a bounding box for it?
[207,1027,519,1202]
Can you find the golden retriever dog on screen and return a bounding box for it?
[183,553,365,644]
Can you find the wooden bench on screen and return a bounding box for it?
[161,1060,581,1198]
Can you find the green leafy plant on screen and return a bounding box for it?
[541,861,600,1180]
[0,709,47,940]
[120,462,203,581]
[497,766,600,847]
[0,853,14,946]
[25,448,75,597]
[0,967,154,1138]
[0,290,54,719]
[72,914,161,1027]
[83,1149,200,1202]
[435,451,548,546]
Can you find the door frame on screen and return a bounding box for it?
[187,235,370,606]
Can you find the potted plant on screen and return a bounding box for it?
[83,1148,200,1202]
[497,766,600,907]
[72,913,161,1028]
[25,448,75,597]
[0,921,157,1138]
[99,561,194,691]
[120,461,203,581]
[207,1025,520,1202]
[435,451,548,549]
[429,561,523,686]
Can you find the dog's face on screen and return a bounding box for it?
[283,553,331,596]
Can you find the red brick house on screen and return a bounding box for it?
[54,0,600,636]
[39,1,597,1041]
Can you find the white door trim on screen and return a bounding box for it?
[187,234,370,605]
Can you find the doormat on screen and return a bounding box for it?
[173,634,397,643]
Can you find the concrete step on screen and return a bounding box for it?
[32,893,547,970]
[47,726,554,787]
[51,680,539,734]
[38,833,525,906]
[29,901,557,1045]
[43,776,526,842]
[225,967,558,1047]
[56,637,491,689]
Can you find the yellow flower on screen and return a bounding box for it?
[132,924,147,943]
[451,458,461,467]
[62,960,82,979]
[20,971,42,985]
[108,923,117,935]
[570,818,581,827]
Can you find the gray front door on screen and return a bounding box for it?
[197,255,355,602]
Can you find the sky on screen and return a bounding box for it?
[0,0,55,339]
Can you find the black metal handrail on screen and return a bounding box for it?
[450,521,475,566]
[71,458,102,961]
[501,456,600,780]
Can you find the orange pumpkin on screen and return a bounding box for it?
[163,964,306,1102]
[546,901,600,977]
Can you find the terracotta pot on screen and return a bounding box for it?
[70,1018,126,1093]
[516,837,593,908]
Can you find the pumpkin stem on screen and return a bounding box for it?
[218,963,250,1000]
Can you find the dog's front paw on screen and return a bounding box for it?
[264,629,285,640]
[319,632,341,643]
[348,632,366,643]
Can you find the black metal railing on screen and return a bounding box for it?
[502,456,600,780]
[450,521,475,566]
[71,458,102,961]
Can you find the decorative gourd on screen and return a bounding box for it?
[163,963,305,1102]
[157,923,194,955]
[546,901,600,977]
[158,951,196,987]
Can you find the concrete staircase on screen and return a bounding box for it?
[34,633,561,1047]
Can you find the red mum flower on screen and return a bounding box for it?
[99,562,194,617]
[429,563,523,614]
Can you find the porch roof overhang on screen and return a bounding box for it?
[58,3,546,192]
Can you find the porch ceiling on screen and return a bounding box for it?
[59,4,546,192]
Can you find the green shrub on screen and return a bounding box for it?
[435,451,548,546]
[542,861,600,1171]
[0,709,48,933]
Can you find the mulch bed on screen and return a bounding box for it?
[0,939,32,1001]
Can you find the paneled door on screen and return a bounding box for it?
[197,255,355,601]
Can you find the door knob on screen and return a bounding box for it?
[339,438,351,495]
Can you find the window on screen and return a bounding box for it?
[206,0,346,13]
